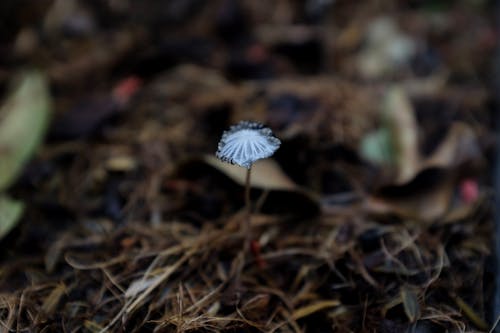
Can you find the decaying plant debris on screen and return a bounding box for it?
[0,1,498,332]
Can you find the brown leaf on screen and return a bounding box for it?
[201,155,320,216]
[365,169,455,222]
[359,87,420,185]
[424,122,482,170]
[364,121,483,222]
[204,155,296,191]
[385,87,420,184]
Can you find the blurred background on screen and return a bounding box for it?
[0,0,499,332]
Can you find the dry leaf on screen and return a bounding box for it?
[363,120,483,223]
[204,155,296,190]
[198,155,320,216]
[424,122,482,170]
[385,87,420,184]
[365,168,455,222]
[360,87,419,184]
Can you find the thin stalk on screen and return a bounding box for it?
[244,167,252,249]
[494,2,500,327]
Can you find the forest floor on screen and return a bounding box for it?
[0,1,498,332]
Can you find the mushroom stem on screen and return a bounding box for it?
[244,167,252,248]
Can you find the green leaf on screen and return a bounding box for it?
[0,195,24,239]
[0,71,51,191]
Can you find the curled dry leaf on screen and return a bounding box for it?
[364,121,483,223]
[361,81,483,186]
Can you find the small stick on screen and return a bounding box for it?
[244,167,252,250]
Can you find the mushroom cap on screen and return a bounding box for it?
[216,121,281,169]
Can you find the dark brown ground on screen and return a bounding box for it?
[0,1,498,332]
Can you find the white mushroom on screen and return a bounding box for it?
[216,121,281,169]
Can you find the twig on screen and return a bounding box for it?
[244,167,252,250]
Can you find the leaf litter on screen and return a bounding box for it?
[0,1,498,332]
